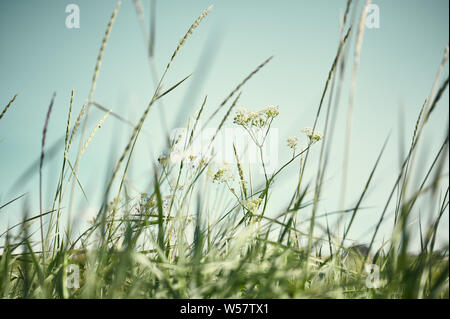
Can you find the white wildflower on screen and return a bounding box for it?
[264,105,279,118]
[287,136,298,149]
[233,108,249,126]
[233,105,279,129]
[301,127,323,142]
[211,163,232,183]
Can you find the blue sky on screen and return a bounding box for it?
[0,0,448,250]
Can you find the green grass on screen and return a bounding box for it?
[0,1,448,299]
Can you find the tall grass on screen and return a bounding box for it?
[0,2,448,299]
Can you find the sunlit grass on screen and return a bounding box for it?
[0,1,448,299]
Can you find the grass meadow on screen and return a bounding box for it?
[0,1,448,299]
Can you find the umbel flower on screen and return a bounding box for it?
[209,163,233,183]
[233,105,279,147]
[233,105,279,128]
[301,127,323,143]
[287,136,298,150]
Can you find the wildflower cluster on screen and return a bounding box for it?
[158,144,211,170]
[233,105,279,148]
[233,105,279,128]
[287,136,298,150]
[301,127,323,143]
[210,163,233,183]
[184,152,211,169]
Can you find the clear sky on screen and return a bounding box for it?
[0,0,448,251]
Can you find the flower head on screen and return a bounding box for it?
[233,108,250,126]
[287,136,298,150]
[233,105,279,129]
[211,163,233,183]
[301,127,323,142]
[264,105,279,118]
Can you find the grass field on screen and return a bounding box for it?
[0,1,448,299]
